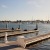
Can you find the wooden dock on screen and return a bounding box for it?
[0,29,20,33]
[17,33,50,48]
[0,41,28,50]
[0,30,39,37]
[0,33,50,49]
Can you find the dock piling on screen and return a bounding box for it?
[4,32,8,43]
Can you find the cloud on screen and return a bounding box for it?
[27,0,36,5]
[27,0,49,8]
[27,0,41,8]
[1,5,7,8]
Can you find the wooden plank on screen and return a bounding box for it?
[17,33,50,48]
[0,30,39,37]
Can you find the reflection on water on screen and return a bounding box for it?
[0,36,17,43]
[0,38,4,43]
[8,36,17,41]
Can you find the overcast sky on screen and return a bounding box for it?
[0,0,50,21]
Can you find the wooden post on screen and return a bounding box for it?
[6,23,8,29]
[18,24,20,29]
[36,23,38,30]
[4,32,8,43]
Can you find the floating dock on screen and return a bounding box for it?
[0,41,28,50]
[0,33,50,49]
[17,33,50,48]
[0,30,39,37]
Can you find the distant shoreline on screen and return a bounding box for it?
[0,20,50,24]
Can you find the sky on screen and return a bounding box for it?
[0,0,50,21]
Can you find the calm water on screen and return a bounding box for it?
[0,22,50,50]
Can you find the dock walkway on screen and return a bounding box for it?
[0,41,28,50]
[17,33,50,48]
[0,30,39,37]
[0,33,50,49]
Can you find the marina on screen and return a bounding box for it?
[0,0,50,50]
[0,22,50,50]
